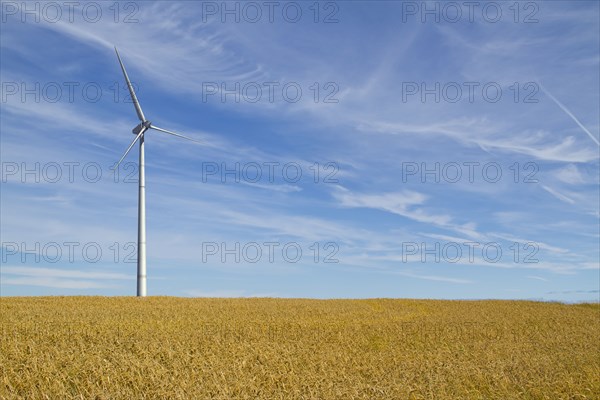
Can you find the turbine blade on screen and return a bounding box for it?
[113,128,146,171]
[114,47,146,122]
[150,125,204,144]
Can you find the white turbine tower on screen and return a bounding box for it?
[113,47,201,297]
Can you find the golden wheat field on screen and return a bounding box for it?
[1,297,599,399]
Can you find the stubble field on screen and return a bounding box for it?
[1,297,599,399]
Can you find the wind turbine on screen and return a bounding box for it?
[113,47,202,297]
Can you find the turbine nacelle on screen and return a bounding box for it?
[132,121,152,135]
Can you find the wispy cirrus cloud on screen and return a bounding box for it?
[541,185,576,205]
[539,83,599,146]
[332,186,483,240]
[395,270,473,284]
[1,266,132,289]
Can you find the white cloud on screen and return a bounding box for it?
[182,289,278,297]
[488,233,569,254]
[527,276,548,282]
[540,84,600,146]
[359,119,598,163]
[332,187,483,240]
[555,164,586,185]
[395,270,473,284]
[541,185,576,205]
[1,277,119,289]
[1,266,131,289]
[2,266,131,280]
[333,187,449,224]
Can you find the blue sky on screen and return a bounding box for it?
[1,1,598,301]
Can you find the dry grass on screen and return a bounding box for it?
[1,297,599,399]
